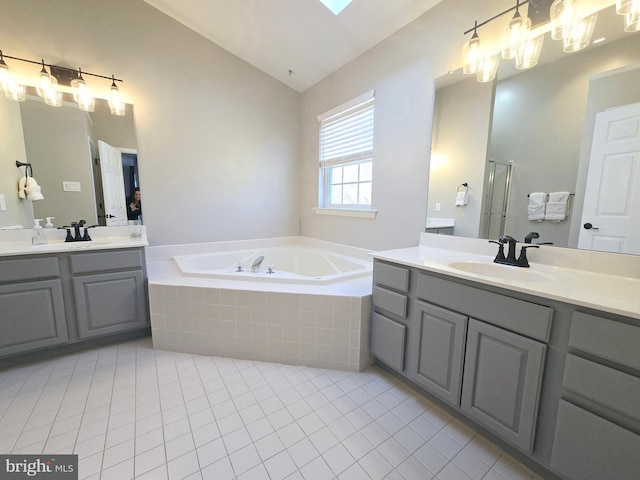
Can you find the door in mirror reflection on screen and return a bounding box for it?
[98,140,127,226]
[579,102,640,254]
[483,160,513,240]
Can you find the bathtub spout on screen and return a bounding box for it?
[251,256,265,273]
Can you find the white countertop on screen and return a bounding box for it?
[0,226,149,257]
[372,233,640,320]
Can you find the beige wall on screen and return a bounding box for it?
[0,0,300,245]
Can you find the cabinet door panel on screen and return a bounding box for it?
[413,301,467,406]
[73,270,148,339]
[461,319,546,452]
[371,312,406,372]
[551,400,640,480]
[0,280,68,356]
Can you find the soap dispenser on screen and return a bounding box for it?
[45,217,55,229]
[32,219,47,245]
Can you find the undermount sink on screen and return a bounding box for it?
[29,240,113,251]
[447,260,553,283]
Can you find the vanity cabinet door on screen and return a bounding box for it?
[371,312,406,372]
[411,301,467,406]
[0,280,68,357]
[73,270,148,339]
[461,319,546,453]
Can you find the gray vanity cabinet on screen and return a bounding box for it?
[461,319,545,453]
[371,262,411,372]
[413,300,467,406]
[71,250,149,339]
[0,248,149,364]
[0,257,68,356]
[550,311,640,480]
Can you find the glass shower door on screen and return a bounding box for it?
[483,160,512,240]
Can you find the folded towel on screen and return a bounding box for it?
[527,192,546,221]
[545,191,570,222]
[455,191,468,206]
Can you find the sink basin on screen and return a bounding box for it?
[29,240,113,251]
[447,261,553,283]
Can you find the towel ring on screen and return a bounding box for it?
[16,160,33,178]
[457,183,468,193]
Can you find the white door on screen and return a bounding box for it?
[578,103,640,254]
[98,140,127,226]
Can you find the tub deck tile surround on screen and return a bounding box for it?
[145,237,374,372]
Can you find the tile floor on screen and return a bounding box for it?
[0,338,546,480]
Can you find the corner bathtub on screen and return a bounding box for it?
[173,245,372,284]
[145,237,374,371]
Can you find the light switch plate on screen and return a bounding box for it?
[63,181,81,192]
[0,194,5,211]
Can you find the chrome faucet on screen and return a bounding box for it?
[251,256,265,273]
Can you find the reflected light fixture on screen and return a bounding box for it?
[477,53,500,82]
[516,34,544,69]
[550,0,598,52]
[0,50,125,115]
[616,0,640,31]
[501,0,532,60]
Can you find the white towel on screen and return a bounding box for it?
[455,191,468,206]
[545,191,570,222]
[18,176,44,201]
[527,192,546,221]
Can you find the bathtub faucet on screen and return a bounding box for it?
[251,256,265,273]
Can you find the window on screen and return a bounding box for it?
[318,91,375,211]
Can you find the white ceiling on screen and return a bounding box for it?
[142,0,443,92]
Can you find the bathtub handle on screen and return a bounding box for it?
[267,264,275,274]
[236,262,244,272]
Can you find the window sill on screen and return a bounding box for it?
[313,208,378,219]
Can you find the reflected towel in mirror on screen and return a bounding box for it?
[527,192,546,221]
[545,191,570,222]
[18,176,44,201]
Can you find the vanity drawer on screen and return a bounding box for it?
[373,286,408,319]
[0,256,60,283]
[569,312,640,371]
[70,249,144,274]
[416,274,552,342]
[374,261,410,293]
[551,400,640,480]
[371,312,406,372]
[563,354,640,421]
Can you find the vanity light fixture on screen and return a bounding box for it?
[501,0,532,60]
[0,50,125,115]
[616,0,640,31]
[462,22,485,75]
[550,0,598,52]
[109,75,125,116]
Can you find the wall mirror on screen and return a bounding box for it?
[429,4,640,255]
[1,87,139,230]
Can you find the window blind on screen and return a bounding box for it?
[319,96,374,168]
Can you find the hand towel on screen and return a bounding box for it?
[18,176,44,201]
[545,191,570,222]
[455,191,468,206]
[527,192,546,221]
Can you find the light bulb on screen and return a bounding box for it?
[501,6,531,60]
[109,77,126,116]
[463,30,484,75]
